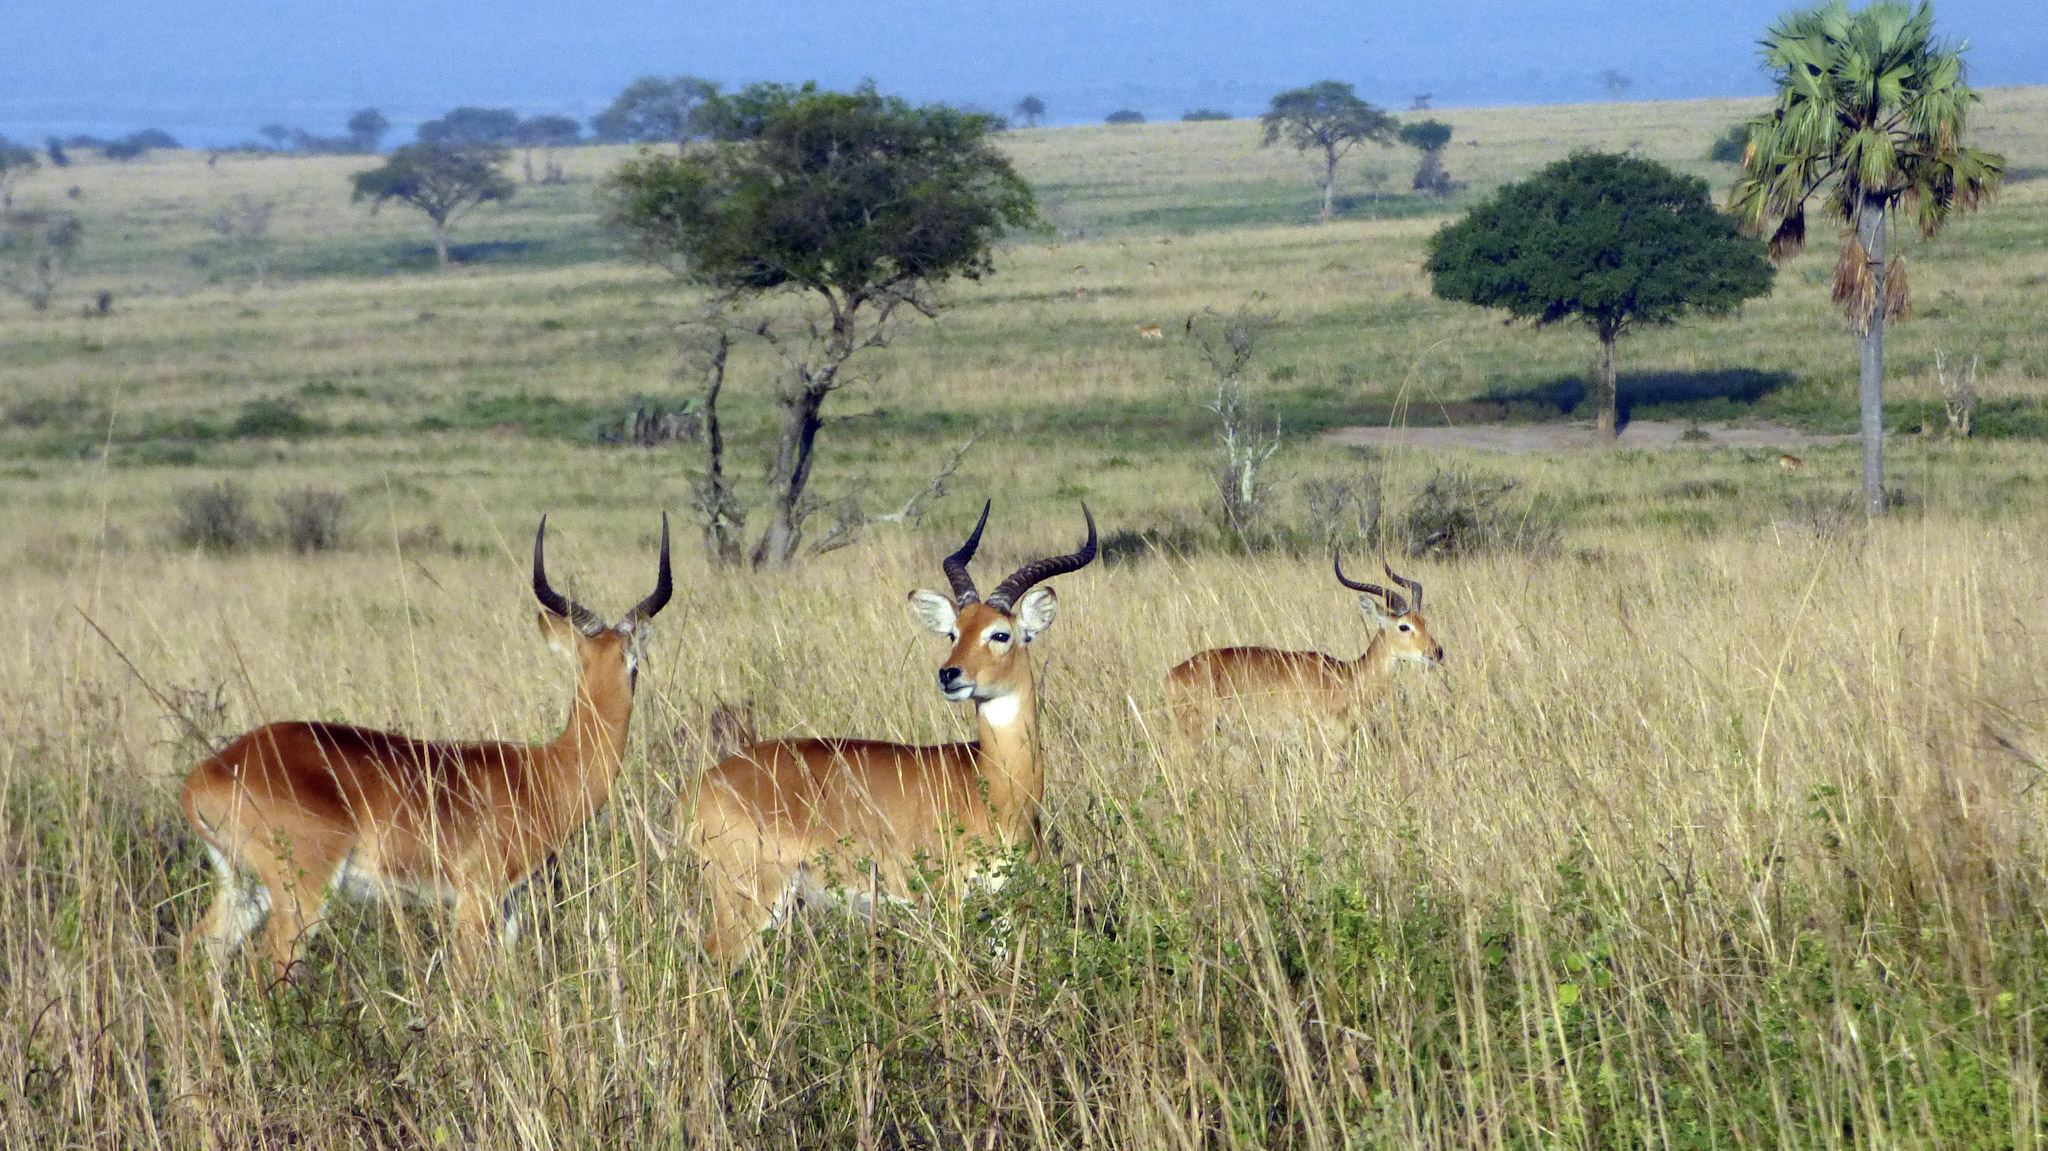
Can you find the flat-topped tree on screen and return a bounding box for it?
[350,143,514,271]
[1260,81,1396,222]
[1730,0,2002,516]
[1426,152,1774,437]
[604,82,1036,568]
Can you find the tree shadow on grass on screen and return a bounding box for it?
[1481,368,1795,427]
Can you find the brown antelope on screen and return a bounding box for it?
[1136,324,1164,340]
[180,515,672,977]
[1778,453,1805,473]
[1165,553,1442,739]
[689,503,1096,964]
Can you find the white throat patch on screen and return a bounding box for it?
[978,694,1022,727]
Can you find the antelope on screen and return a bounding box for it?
[1165,553,1442,739]
[1136,324,1164,340]
[180,515,673,978]
[689,503,1096,964]
[1778,453,1805,473]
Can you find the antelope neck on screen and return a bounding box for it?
[972,663,1041,835]
[549,655,636,812]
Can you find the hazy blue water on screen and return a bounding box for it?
[4,0,2040,147]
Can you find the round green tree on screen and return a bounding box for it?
[1729,0,2002,515]
[1426,152,1775,437]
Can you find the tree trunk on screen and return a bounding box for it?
[1594,323,1619,438]
[522,149,534,184]
[696,328,743,566]
[1857,196,1888,516]
[432,219,451,272]
[1321,146,1338,223]
[751,383,829,568]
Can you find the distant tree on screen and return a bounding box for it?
[1181,108,1232,122]
[259,124,293,150]
[1410,93,1434,111]
[591,75,719,146]
[1398,118,1454,196]
[1601,69,1635,99]
[347,108,390,152]
[417,107,521,147]
[1260,81,1397,222]
[515,115,582,183]
[350,143,515,271]
[44,137,69,166]
[605,84,1036,567]
[1014,95,1047,127]
[207,195,275,289]
[63,135,108,151]
[103,129,178,161]
[1427,152,1775,437]
[0,138,39,210]
[1707,123,1748,164]
[0,208,84,310]
[1105,109,1146,124]
[1729,0,2002,516]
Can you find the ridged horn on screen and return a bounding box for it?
[533,515,606,635]
[1383,561,1423,614]
[1334,550,1405,615]
[622,513,673,625]
[986,505,1097,612]
[943,500,990,607]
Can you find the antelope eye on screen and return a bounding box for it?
[990,631,1012,644]
[1398,624,1412,632]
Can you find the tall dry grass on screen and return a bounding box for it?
[4,507,2046,1146]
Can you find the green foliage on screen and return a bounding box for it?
[1014,95,1047,127]
[345,108,389,152]
[350,144,515,267]
[604,84,1036,301]
[1708,121,1749,164]
[1260,81,1396,155]
[416,107,520,147]
[1396,118,1452,153]
[590,75,720,145]
[1180,108,1232,122]
[1730,0,2004,252]
[1429,152,1774,336]
[99,129,178,161]
[1104,109,1146,124]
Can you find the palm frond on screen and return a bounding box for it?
[1883,253,1911,323]
[1832,232,1876,334]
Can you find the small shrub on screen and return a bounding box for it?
[1104,110,1146,125]
[278,488,348,553]
[174,482,261,551]
[230,398,320,438]
[1399,467,1557,559]
[1181,109,1232,122]
[1099,523,1210,566]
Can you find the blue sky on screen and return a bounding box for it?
[3,1,2041,146]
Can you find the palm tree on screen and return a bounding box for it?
[1729,0,2001,516]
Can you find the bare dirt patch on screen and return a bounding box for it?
[1323,418,1852,454]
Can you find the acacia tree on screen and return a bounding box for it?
[350,143,514,270]
[1014,95,1047,127]
[346,108,390,153]
[1427,152,1775,437]
[605,83,1036,568]
[514,115,582,182]
[0,138,39,209]
[1730,0,2002,516]
[1260,81,1396,222]
[1398,119,1453,196]
[592,75,720,146]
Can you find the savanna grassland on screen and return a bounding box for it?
[6,90,2048,1148]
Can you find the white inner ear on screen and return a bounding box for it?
[907,589,959,636]
[1013,586,1059,642]
[1357,594,1392,626]
[538,611,578,656]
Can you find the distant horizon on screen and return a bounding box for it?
[4,0,2041,149]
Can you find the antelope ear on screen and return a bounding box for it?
[1356,594,1392,626]
[538,610,582,655]
[907,589,958,636]
[1013,585,1059,642]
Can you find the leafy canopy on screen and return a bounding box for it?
[1398,119,1452,153]
[1260,82,1395,155]
[1427,152,1774,337]
[604,83,1037,304]
[591,76,720,145]
[417,108,520,147]
[1729,0,2002,256]
[350,143,514,224]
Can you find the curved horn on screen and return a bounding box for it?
[986,505,1097,612]
[943,500,990,607]
[532,516,605,634]
[1383,561,1423,613]
[1334,550,1405,615]
[623,512,674,624]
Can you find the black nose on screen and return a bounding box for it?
[938,666,966,690]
